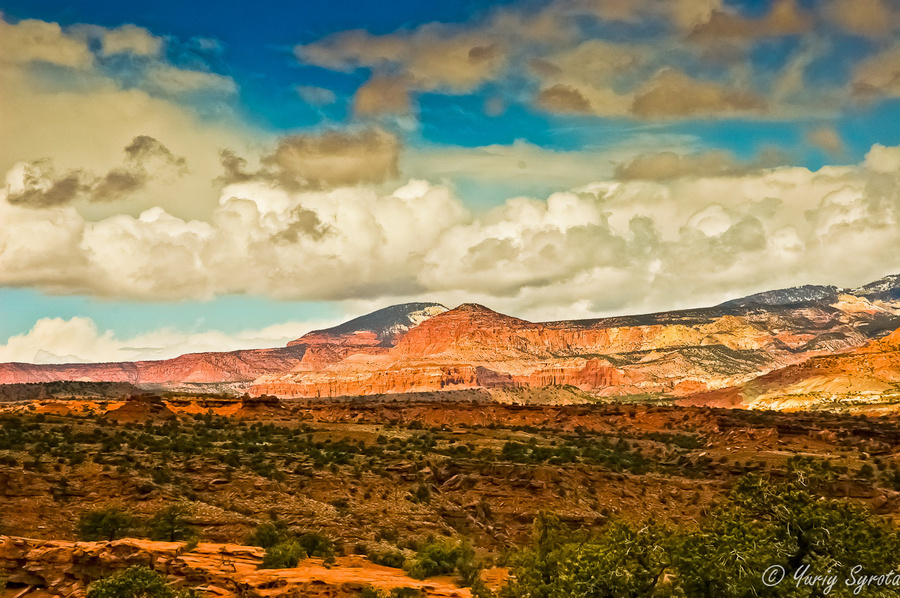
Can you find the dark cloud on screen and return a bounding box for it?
[7,162,88,207]
[218,150,254,184]
[689,0,811,40]
[273,206,332,243]
[535,84,592,113]
[631,70,767,118]
[221,128,401,189]
[92,168,147,202]
[5,136,186,207]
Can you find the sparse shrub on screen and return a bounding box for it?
[404,538,476,581]
[77,507,136,542]
[369,549,406,569]
[147,504,194,542]
[248,521,287,548]
[260,540,306,569]
[86,565,199,598]
[296,531,335,558]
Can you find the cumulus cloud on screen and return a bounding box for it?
[0,17,93,66]
[0,15,251,222]
[3,144,900,320]
[0,317,341,364]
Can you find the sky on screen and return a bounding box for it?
[2,0,900,363]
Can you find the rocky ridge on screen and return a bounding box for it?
[2,275,900,409]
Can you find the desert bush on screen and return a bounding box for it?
[77,507,137,541]
[369,549,407,569]
[86,565,199,598]
[248,521,287,548]
[147,504,195,542]
[405,538,480,584]
[260,540,306,569]
[296,531,335,558]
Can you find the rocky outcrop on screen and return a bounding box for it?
[0,536,472,598]
[3,276,900,406]
[0,346,308,386]
[251,299,898,399]
[682,325,900,411]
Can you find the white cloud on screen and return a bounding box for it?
[100,24,163,56]
[3,144,900,322]
[0,15,252,223]
[0,317,342,364]
[0,17,93,66]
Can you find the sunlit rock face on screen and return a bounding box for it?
[3,275,900,409]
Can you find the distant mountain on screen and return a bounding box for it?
[253,283,900,401]
[852,274,900,302]
[4,273,900,411]
[718,285,840,308]
[289,302,447,348]
[718,272,900,308]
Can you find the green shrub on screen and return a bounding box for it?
[369,549,407,569]
[77,507,136,542]
[86,565,199,598]
[404,538,479,583]
[296,531,335,558]
[248,521,287,548]
[501,472,900,598]
[147,504,194,542]
[260,540,306,569]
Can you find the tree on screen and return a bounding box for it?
[87,565,199,598]
[147,504,194,543]
[77,507,136,542]
[501,471,900,598]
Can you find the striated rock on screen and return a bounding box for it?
[251,300,899,400]
[682,324,900,411]
[0,346,308,386]
[3,274,900,407]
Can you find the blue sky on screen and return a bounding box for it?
[2,0,900,362]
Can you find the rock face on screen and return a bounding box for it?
[0,346,308,386]
[0,536,471,598]
[682,324,900,411]
[251,294,900,400]
[3,274,900,407]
